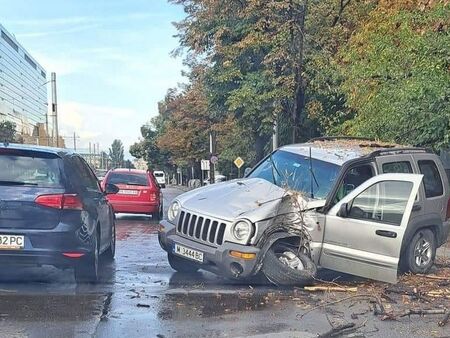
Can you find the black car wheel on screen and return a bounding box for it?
[403,228,436,274]
[104,219,116,261]
[262,243,317,287]
[74,230,99,283]
[168,253,199,273]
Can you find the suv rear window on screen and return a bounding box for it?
[0,151,62,188]
[107,172,149,186]
[418,160,443,198]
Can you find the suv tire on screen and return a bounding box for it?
[262,243,317,286]
[404,228,436,274]
[168,253,199,273]
[75,231,100,283]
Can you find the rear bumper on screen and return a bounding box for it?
[0,222,95,267]
[109,201,159,214]
[158,220,260,279]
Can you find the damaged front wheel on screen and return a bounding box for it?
[262,243,317,287]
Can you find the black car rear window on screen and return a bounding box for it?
[0,151,62,188]
[107,172,149,186]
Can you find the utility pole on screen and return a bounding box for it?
[209,131,216,184]
[51,72,59,147]
[73,132,77,150]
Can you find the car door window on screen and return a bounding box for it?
[418,160,443,198]
[348,180,413,226]
[382,161,413,174]
[334,164,374,204]
[73,157,100,192]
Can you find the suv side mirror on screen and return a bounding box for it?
[244,167,252,177]
[104,183,119,195]
[337,202,349,217]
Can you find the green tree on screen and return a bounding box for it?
[337,1,450,149]
[0,121,17,144]
[109,139,124,168]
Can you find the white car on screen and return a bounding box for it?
[153,171,166,188]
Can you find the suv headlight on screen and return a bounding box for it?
[231,220,253,242]
[168,201,180,222]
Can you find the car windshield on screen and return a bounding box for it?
[154,173,164,177]
[107,172,149,186]
[248,150,341,199]
[0,153,62,188]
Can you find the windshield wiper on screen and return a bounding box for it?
[0,180,38,186]
[124,182,145,186]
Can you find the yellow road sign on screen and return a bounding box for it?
[234,157,245,169]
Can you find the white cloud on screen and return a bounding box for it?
[58,101,144,158]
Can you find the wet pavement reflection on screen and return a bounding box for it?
[0,187,448,338]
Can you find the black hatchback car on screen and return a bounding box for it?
[0,143,118,283]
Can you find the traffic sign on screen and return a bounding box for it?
[210,155,219,164]
[201,160,210,171]
[234,157,245,169]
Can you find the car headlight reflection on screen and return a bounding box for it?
[232,220,253,242]
[168,201,180,222]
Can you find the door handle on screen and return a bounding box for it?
[412,204,421,212]
[375,230,397,238]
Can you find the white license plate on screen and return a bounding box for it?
[118,190,139,195]
[174,244,204,263]
[0,235,24,250]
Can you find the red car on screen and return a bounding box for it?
[102,169,163,220]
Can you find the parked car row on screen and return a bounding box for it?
[0,143,163,283]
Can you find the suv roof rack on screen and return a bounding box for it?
[309,136,376,142]
[368,147,433,157]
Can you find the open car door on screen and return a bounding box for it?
[320,173,423,283]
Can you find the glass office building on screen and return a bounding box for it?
[0,23,49,144]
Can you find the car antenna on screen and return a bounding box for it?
[309,147,320,198]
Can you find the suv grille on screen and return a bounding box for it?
[177,211,227,246]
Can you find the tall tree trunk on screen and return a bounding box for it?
[255,134,267,162]
[292,0,307,144]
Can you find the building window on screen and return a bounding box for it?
[1,31,18,52]
[24,54,37,70]
[41,70,46,79]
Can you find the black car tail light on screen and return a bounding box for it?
[35,194,83,210]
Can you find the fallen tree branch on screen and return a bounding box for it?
[416,274,449,281]
[298,294,385,319]
[304,286,358,293]
[318,322,355,338]
[399,309,447,318]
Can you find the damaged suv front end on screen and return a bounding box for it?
[158,147,341,281]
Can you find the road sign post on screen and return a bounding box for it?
[234,157,245,178]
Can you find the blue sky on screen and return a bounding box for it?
[1,0,186,157]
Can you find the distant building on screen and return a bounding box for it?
[0,23,50,145]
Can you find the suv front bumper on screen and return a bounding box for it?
[158,220,260,279]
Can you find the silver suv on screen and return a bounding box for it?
[158,138,450,285]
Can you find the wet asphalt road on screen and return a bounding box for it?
[0,186,448,338]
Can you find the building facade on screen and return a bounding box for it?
[0,23,50,145]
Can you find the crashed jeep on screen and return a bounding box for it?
[158,138,450,285]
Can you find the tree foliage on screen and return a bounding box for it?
[109,139,124,168]
[0,121,18,144]
[132,0,449,176]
